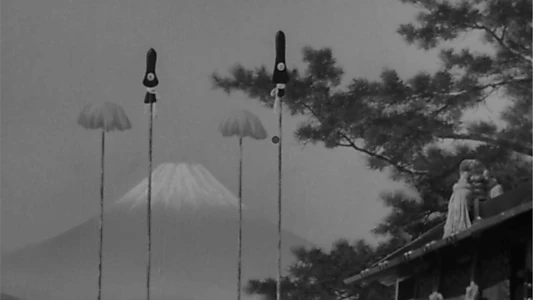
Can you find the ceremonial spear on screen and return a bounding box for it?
[271,31,289,300]
[143,48,159,300]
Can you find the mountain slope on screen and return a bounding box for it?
[1,163,312,300]
[118,163,241,210]
[0,293,25,300]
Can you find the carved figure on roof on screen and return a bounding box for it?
[443,159,487,238]
[484,169,504,199]
[467,161,489,201]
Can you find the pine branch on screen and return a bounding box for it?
[298,102,427,176]
[436,131,533,156]
[409,75,530,101]
[472,23,533,64]
[336,132,427,176]
[446,76,529,95]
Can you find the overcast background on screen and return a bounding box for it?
[2,0,497,254]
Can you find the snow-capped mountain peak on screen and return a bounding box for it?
[117,162,240,210]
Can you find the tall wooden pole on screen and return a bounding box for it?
[237,137,243,300]
[276,88,283,300]
[146,102,154,300]
[272,30,289,300]
[97,131,105,300]
[143,48,159,300]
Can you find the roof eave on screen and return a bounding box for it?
[344,201,532,285]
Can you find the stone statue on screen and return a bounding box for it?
[443,159,488,238]
[443,160,475,237]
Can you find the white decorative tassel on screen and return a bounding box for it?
[273,98,280,114]
[271,88,279,114]
[465,281,479,300]
[429,291,443,300]
[144,104,158,118]
[144,88,159,118]
[271,84,285,115]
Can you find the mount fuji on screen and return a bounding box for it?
[1,162,313,300]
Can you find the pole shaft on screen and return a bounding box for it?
[147,103,154,300]
[432,254,442,292]
[276,93,283,300]
[98,131,105,300]
[238,137,243,300]
[470,251,478,282]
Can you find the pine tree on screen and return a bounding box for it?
[244,240,393,300]
[211,0,531,239]
[210,0,532,298]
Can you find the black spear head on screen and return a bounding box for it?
[272,31,289,85]
[143,48,159,88]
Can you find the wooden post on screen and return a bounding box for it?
[395,278,400,300]
[474,198,480,221]
[473,195,485,222]
[432,254,442,295]
[524,239,532,300]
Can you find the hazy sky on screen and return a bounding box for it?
[1,0,453,254]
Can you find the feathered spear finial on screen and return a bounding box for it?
[143,48,159,116]
[272,31,289,85]
[271,31,289,113]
